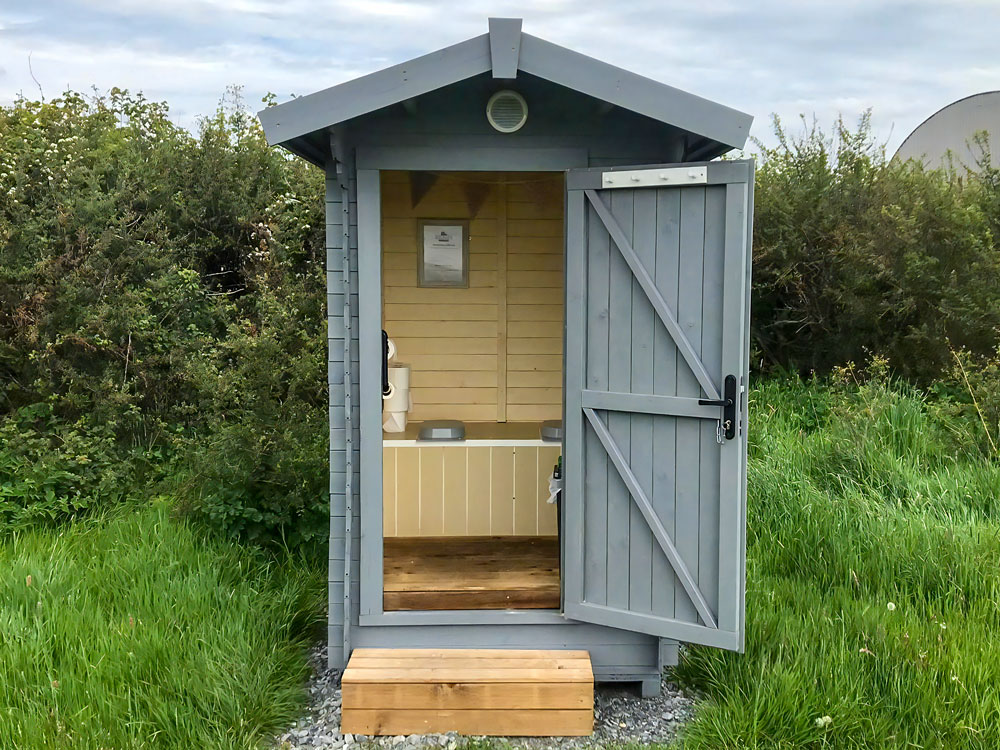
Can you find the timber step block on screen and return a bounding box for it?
[341,648,594,737]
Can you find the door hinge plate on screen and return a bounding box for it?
[603,166,707,189]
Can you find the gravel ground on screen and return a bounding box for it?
[274,645,697,750]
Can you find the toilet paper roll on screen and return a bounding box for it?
[383,411,407,432]
[386,337,397,362]
[387,364,409,390]
[382,388,409,412]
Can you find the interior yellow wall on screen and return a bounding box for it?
[381,171,564,423]
[383,445,561,537]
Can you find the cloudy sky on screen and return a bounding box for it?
[1,0,998,152]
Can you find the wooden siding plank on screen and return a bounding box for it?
[383,447,396,536]
[385,304,499,321]
[467,447,492,535]
[490,447,515,535]
[396,448,420,536]
[507,405,562,421]
[507,305,563,322]
[442,447,469,535]
[509,370,563,388]
[419,446,444,536]
[514,447,539,535]
[411,370,498,388]
[390,321,499,338]
[497,181,509,422]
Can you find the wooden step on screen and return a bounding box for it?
[341,648,594,736]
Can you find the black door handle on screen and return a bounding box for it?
[382,330,391,397]
[698,374,738,440]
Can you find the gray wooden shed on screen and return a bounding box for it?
[259,17,754,697]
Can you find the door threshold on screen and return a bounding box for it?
[359,609,565,627]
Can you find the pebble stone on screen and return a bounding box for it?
[274,644,698,750]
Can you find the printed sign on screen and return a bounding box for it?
[419,222,468,287]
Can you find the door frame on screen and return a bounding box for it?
[356,145,588,626]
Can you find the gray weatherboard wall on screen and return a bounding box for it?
[262,17,753,688]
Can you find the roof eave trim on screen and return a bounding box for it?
[517,33,752,149]
[258,33,492,146]
[258,26,753,153]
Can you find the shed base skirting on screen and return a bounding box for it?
[332,623,664,693]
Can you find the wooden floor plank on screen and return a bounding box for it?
[341,709,593,736]
[342,681,592,710]
[383,536,560,611]
[342,667,593,683]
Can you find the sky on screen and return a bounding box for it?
[1,0,998,153]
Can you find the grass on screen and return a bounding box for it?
[0,502,323,749]
[5,376,1000,749]
[674,377,1000,748]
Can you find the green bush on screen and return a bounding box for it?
[751,114,1000,382]
[0,403,140,528]
[0,88,328,546]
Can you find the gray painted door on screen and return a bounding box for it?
[563,161,753,651]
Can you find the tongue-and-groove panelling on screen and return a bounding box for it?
[380,171,563,424]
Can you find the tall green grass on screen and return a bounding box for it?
[0,502,323,749]
[676,378,1000,748]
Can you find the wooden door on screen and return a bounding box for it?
[562,161,753,650]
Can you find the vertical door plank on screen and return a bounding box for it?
[673,186,706,623]
[583,200,610,606]
[698,186,727,617]
[605,188,634,612]
[628,187,656,615]
[651,188,681,620]
[718,181,751,635]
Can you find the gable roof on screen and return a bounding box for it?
[258,18,753,160]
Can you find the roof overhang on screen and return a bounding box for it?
[259,18,753,163]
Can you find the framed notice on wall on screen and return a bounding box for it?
[418,219,469,287]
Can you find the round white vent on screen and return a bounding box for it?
[486,90,528,133]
